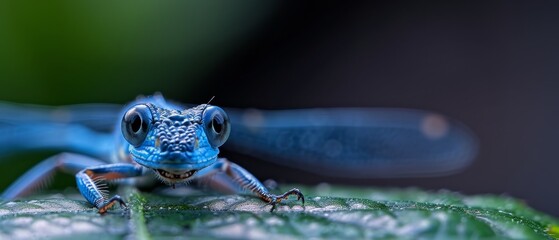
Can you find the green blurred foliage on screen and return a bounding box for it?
[0,1,277,104]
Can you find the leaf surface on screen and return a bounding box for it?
[1,186,557,239]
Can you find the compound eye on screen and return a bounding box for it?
[202,105,230,148]
[121,104,152,147]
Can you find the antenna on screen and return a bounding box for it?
[206,96,215,105]
[199,96,216,123]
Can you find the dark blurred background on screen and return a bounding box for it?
[1,2,559,216]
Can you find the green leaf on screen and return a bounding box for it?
[1,185,557,239]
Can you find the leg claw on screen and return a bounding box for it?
[97,195,127,214]
[266,188,305,212]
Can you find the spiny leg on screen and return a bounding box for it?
[196,158,304,211]
[76,163,144,213]
[1,153,106,201]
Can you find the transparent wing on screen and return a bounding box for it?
[225,108,478,178]
[0,101,479,178]
[0,101,121,131]
[0,101,120,159]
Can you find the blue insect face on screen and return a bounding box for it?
[121,103,230,184]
